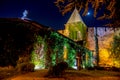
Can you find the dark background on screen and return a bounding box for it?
[0,0,109,30]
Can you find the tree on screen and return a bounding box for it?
[54,0,120,27]
[110,35,120,67]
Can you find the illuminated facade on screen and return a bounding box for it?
[0,18,93,70]
[87,27,120,67]
[58,8,87,42]
[58,8,120,68]
[58,8,93,69]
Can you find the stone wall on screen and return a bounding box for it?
[87,27,120,67]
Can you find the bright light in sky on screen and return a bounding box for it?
[87,12,90,15]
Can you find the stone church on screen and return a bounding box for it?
[58,8,120,68]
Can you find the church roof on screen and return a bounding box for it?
[66,8,85,24]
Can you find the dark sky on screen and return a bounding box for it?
[0,0,109,30]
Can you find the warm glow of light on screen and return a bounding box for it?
[31,36,45,70]
[113,61,120,67]
[99,49,113,67]
[77,31,82,40]
[63,45,68,60]
[34,65,41,70]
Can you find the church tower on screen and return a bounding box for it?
[58,8,87,42]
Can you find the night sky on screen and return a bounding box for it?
[0,0,109,30]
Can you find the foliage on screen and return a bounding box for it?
[55,0,115,17]
[65,43,76,67]
[16,62,35,72]
[110,35,120,65]
[0,22,37,67]
[49,32,64,65]
[0,19,92,69]
[54,0,120,27]
[67,22,87,41]
[49,32,77,67]
[31,35,46,69]
[47,61,68,77]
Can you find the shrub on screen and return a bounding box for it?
[87,67,95,70]
[47,61,68,77]
[16,62,35,73]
